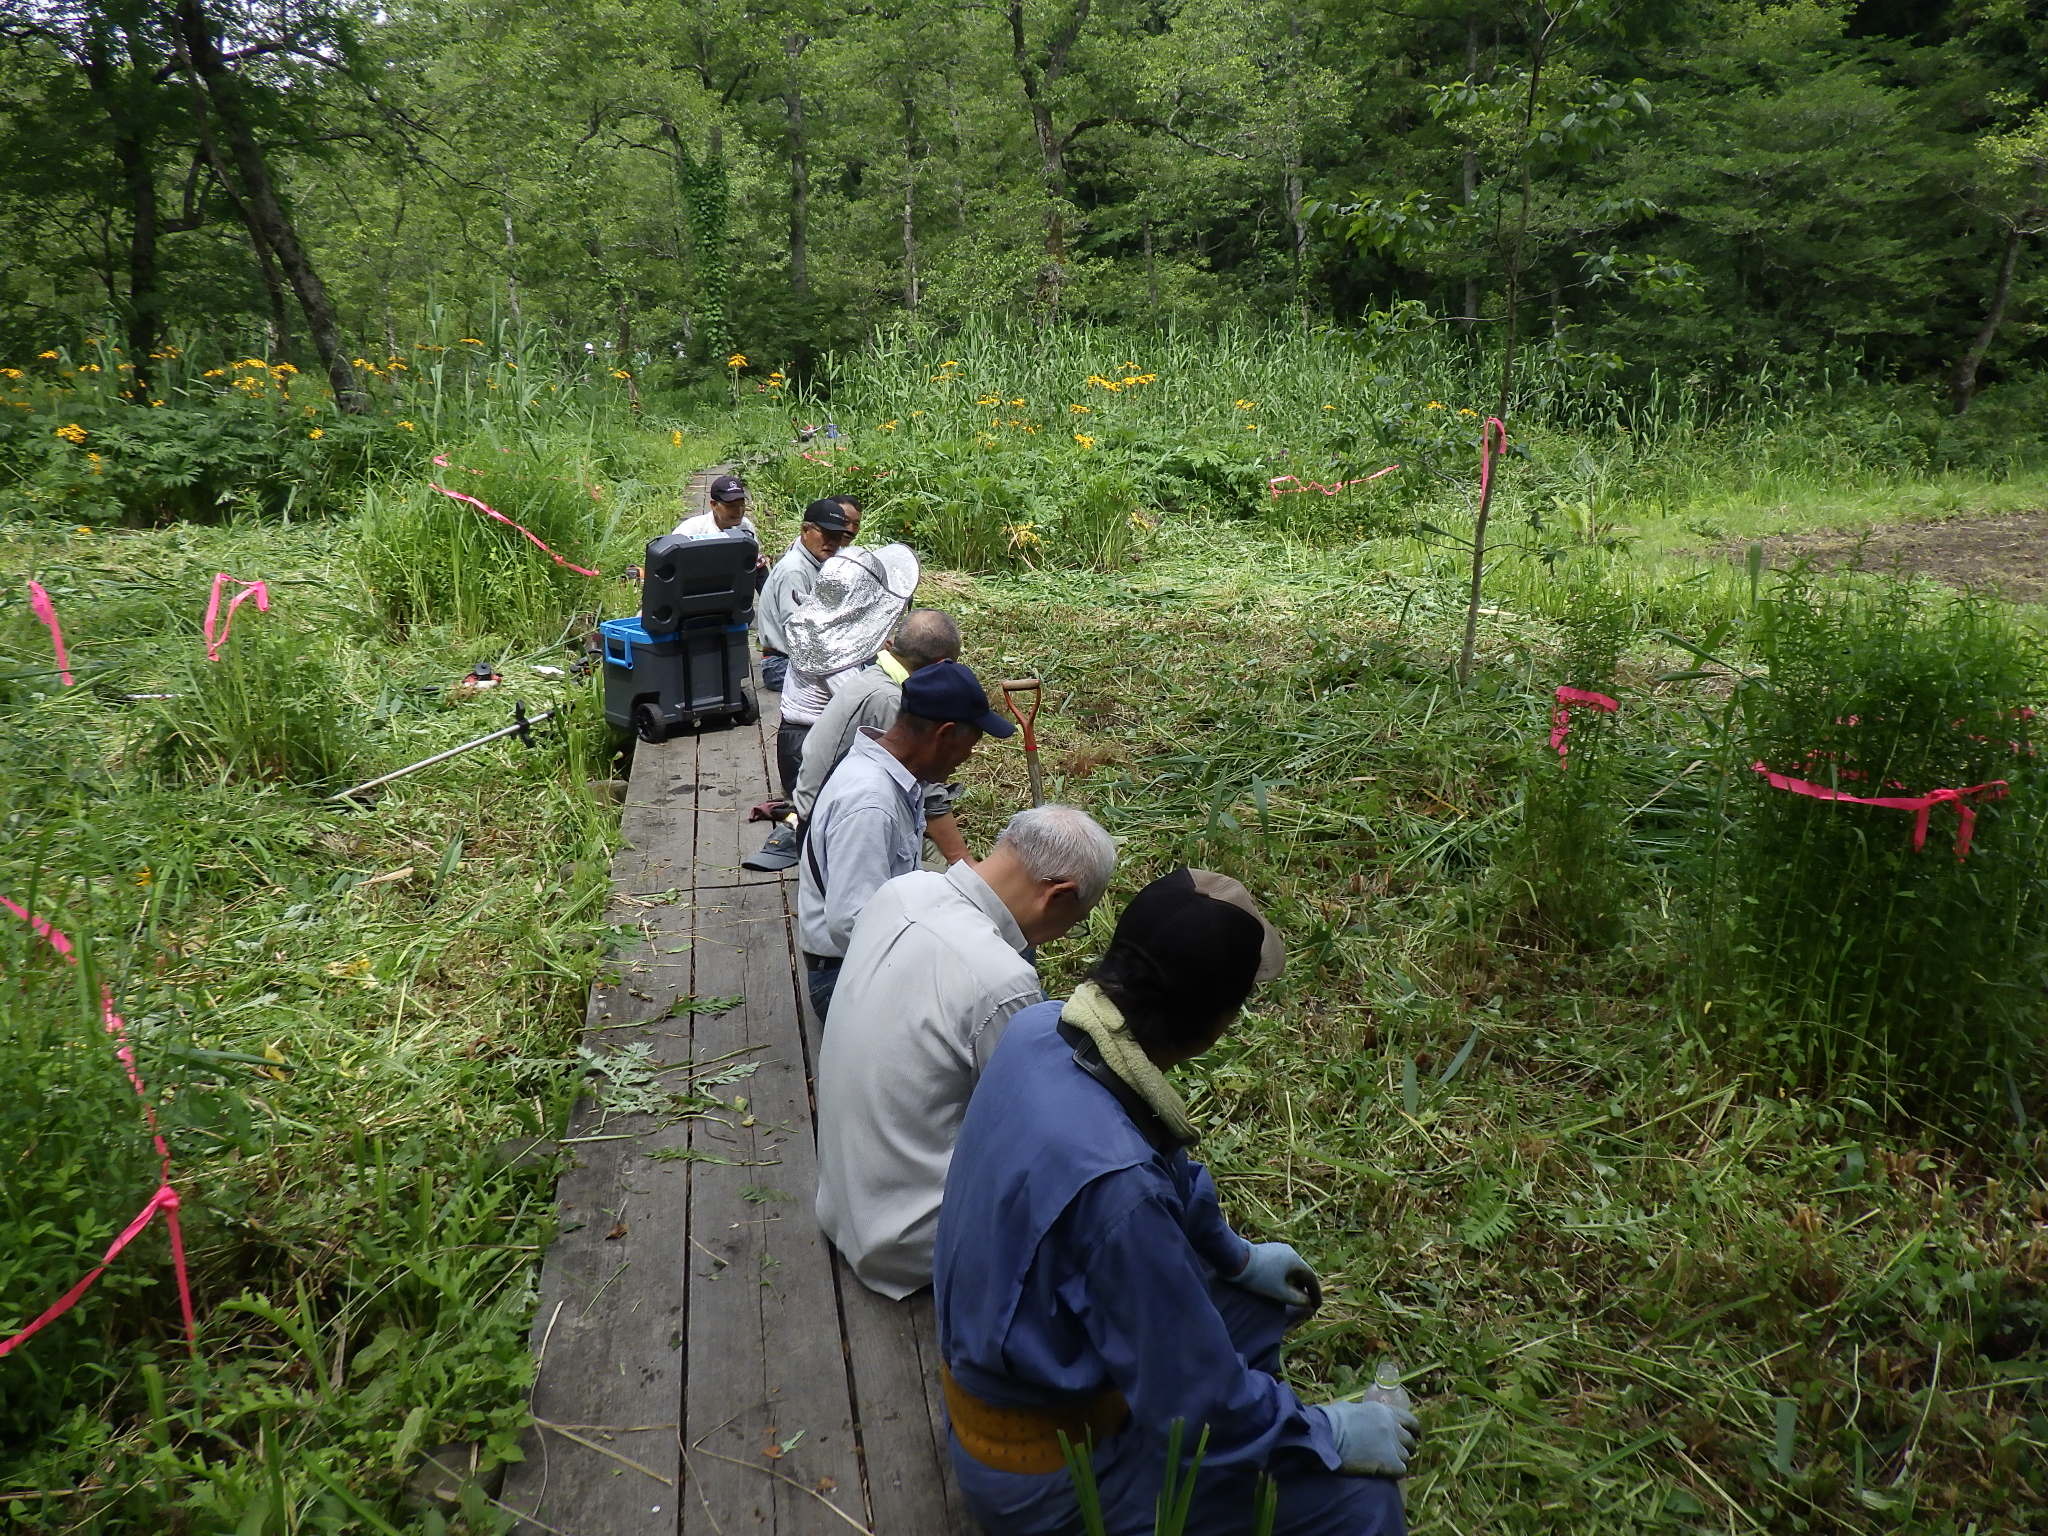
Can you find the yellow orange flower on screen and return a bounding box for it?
[397,420,416,431]
[309,428,324,439]
[727,353,748,368]
[977,394,1001,406]
[611,369,631,379]
[879,420,900,431]
[1426,400,1444,410]
[54,423,87,444]
[459,337,483,345]
[38,350,58,359]
[1069,404,1091,414]
[670,429,683,446]
[1073,432,1095,449]
[1235,399,1255,410]
[1007,522,1044,553]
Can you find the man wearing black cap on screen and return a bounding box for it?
[796,659,1014,1020]
[672,473,759,542]
[757,497,859,693]
[932,870,1416,1536]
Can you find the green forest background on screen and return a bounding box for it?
[3,0,2045,408]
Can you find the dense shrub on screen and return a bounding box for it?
[1692,576,2048,1118]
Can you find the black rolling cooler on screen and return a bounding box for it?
[601,534,760,741]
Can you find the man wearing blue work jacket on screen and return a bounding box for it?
[933,869,1417,1536]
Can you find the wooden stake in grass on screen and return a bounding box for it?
[1456,416,1509,686]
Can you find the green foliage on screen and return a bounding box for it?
[1692,575,2048,1116]
[354,439,606,636]
[1514,584,1635,944]
[139,621,358,789]
[0,923,172,1447]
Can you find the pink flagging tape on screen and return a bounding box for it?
[429,483,601,577]
[1267,465,1401,498]
[0,895,197,1358]
[202,573,270,662]
[26,580,76,686]
[1551,685,1619,761]
[1750,763,2009,860]
[1480,416,1507,504]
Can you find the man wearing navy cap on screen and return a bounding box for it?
[672,473,759,542]
[758,497,860,694]
[797,660,1014,1020]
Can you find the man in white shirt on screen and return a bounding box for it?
[815,804,1117,1299]
[671,472,760,543]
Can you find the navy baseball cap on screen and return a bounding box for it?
[709,473,747,502]
[804,497,856,532]
[900,660,1016,737]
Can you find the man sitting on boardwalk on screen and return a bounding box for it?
[791,608,972,866]
[796,660,1013,1020]
[933,870,1416,1536]
[758,496,858,693]
[815,804,1117,1298]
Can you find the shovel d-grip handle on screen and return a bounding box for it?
[998,678,1042,750]
[998,678,1045,807]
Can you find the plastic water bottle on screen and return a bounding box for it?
[1362,1358,1411,1413]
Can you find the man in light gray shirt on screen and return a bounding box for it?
[795,608,972,866]
[815,805,1117,1298]
[757,497,857,696]
[797,660,1014,1018]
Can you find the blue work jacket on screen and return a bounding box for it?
[934,999,1343,1526]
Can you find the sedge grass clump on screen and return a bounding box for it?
[353,440,603,637]
[0,923,169,1445]
[1693,575,2048,1119]
[139,619,356,788]
[1514,586,1635,945]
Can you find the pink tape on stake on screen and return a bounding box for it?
[1750,763,2009,860]
[203,573,270,662]
[26,579,76,686]
[429,483,601,578]
[1267,465,1402,499]
[1550,686,1619,762]
[0,894,197,1358]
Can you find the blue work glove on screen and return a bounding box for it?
[1228,1241,1320,1309]
[1321,1399,1421,1477]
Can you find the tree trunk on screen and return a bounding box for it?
[901,96,920,312]
[661,117,733,358]
[1284,7,1309,334]
[80,22,162,383]
[502,188,523,327]
[1142,212,1160,322]
[173,0,363,410]
[1461,13,1481,333]
[1950,223,2025,416]
[784,34,810,302]
[1008,0,1091,321]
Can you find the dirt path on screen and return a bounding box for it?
[1747,509,2048,602]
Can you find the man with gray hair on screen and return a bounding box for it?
[815,804,1118,1298]
[788,608,970,864]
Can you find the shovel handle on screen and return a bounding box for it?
[998,678,1042,750]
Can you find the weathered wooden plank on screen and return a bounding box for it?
[681,723,776,1536]
[736,871,866,1533]
[835,1276,970,1533]
[502,735,699,1536]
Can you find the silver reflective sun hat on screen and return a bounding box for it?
[784,543,921,678]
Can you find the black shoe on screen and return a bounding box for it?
[741,822,801,872]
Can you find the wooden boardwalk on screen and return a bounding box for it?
[502,543,969,1534]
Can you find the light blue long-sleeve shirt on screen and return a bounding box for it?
[795,728,927,958]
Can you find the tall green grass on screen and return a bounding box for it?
[1691,575,2048,1118]
[354,438,607,637]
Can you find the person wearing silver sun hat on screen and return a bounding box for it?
[745,543,920,872]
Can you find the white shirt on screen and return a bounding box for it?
[671,509,760,542]
[815,861,1041,1298]
[796,728,927,958]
